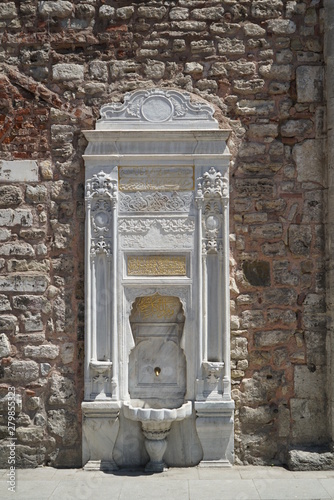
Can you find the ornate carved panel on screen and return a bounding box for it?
[119,191,193,213]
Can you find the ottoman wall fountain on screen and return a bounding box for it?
[81,89,234,470]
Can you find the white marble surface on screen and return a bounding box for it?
[83,89,234,469]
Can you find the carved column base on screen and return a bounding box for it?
[82,401,120,470]
[195,401,234,467]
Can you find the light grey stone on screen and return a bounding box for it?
[0,333,10,357]
[61,343,75,364]
[0,2,16,19]
[0,185,23,207]
[52,64,84,82]
[38,1,73,18]
[143,60,165,79]
[24,344,59,359]
[218,39,245,54]
[259,63,293,81]
[41,363,51,376]
[281,119,313,137]
[191,7,225,20]
[89,61,108,82]
[0,275,49,292]
[137,6,166,20]
[0,295,11,311]
[169,7,189,20]
[48,373,76,407]
[294,365,326,399]
[0,160,38,182]
[0,242,35,257]
[5,360,39,382]
[267,19,296,34]
[98,5,115,20]
[290,398,328,444]
[244,22,266,36]
[296,66,324,102]
[287,449,334,471]
[26,185,48,203]
[116,6,134,19]
[254,330,292,347]
[293,139,324,185]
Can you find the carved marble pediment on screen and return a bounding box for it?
[97,89,218,130]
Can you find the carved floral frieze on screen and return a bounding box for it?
[119,191,193,213]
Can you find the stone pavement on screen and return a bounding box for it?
[2,466,334,500]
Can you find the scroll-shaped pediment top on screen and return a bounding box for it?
[96,89,219,130]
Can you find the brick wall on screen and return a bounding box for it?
[0,0,327,466]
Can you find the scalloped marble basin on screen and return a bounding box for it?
[123,401,192,472]
[123,401,192,423]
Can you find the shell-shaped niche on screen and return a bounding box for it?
[129,294,186,409]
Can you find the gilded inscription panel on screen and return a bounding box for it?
[119,166,194,192]
[134,295,181,320]
[127,255,187,276]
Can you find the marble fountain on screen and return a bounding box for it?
[81,89,234,471]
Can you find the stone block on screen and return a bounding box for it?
[116,6,134,20]
[184,62,203,75]
[52,64,84,82]
[24,344,59,359]
[290,398,328,444]
[191,7,225,20]
[0,333,11,357]
[23,314,44,332]
[218,39,245,55]
[16,426,45,444]
[259,63,293,81]
[38,1,73,18]
[244,22,266,37]
[0,275,49,293]
[137,6,166,20]
[4,360,39,382]
[89,61,108,82]
[48,373,76,407]
[169,7,189,20]
[287,449,334,471]
[143,60,165,79]
[48,409,79,445]
[251,0,283,19]
[26,185,48,203]
[281,119,313,137]
[294,365,325,400]
[12,295,50,314]
[262,241,286,257]
[231,337,248,360]
[0,160,38,182]
[241,310,265,329]
[51,180,72,201]
[249,223,283,240]
[247,123,278,140]
[0,242,35,257]
[0,186,23,207]
[254,330,292,347]
[273,261,299,286]
[302,190,323,222]
[235,178,274,196]
[61,343,75,364]
[288,224,312,256]
[239,405,272,429]
[0,315,17,332]
[236,100,275,116]
[190,40,215,55]
[98,5,115,20]
[0,3,17,21]
[296,66,324,102]
[243,261,271,286]
[0,295,11,311]
[266,19,296,34]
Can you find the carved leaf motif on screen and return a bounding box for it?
[170,97,187,117]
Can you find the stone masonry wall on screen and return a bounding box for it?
[0,0,327,466]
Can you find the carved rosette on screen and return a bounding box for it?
[196,167,228,254]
